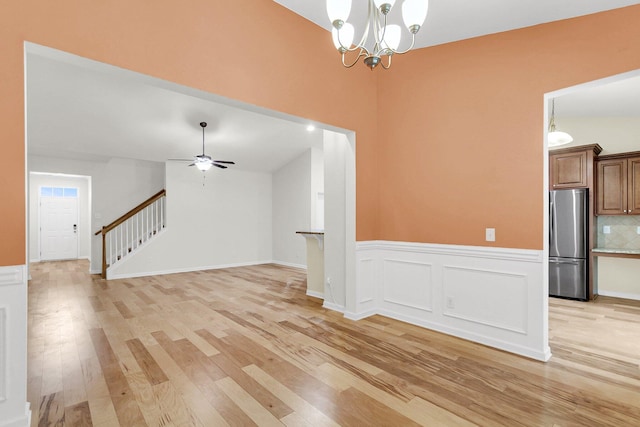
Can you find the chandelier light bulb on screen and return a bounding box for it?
[381,25,401,52]
[402,0,429,33]
[332,23,355,52]
[327,0,352,28]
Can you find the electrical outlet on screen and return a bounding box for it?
[603,226,611,234]
[446,297,455,309]
[485,228,496,242]
[327,277,331,285]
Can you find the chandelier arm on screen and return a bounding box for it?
[390,33,417,56]
[381,54,392,70]
[336,27,368,53]
[354,1,373,50]
[375,11,388,54]
[342,50,368,68]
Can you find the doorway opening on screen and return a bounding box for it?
[544,68,640,358]
[28,172,91,263]
[24,42,356,311]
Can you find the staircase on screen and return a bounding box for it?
[95,189,166,278]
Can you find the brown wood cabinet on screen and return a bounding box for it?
[596,152,640,215]
[549,144,601,190]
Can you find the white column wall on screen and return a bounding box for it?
[323,130,355,311]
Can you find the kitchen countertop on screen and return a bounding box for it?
[592,248,640,259]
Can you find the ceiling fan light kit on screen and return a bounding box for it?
[328,0,429,70]
[185,121,235,172]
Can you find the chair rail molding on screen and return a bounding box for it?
[0,264,31,427]
[350,241,550,361]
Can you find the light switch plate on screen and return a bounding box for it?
[603,225,611,234]
[485,228,496,242]
[637,226,640,235]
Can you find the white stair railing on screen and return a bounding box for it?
[95,190,166,278]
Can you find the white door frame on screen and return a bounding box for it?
[38,185,80,261]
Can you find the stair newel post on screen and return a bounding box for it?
[101,227,106,279]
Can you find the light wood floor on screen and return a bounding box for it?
[28,260,640,426]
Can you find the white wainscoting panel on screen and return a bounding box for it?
[383,259,433,312]
[355,241,549,361]
[0,264,30,427]
[442,266,527,334]
[0,307,5,402]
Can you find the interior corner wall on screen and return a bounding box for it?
[375,5,640,250]
[272,150,312,268]
[27,155,165,273]
[108,162,272,278]
[28,173,91,262]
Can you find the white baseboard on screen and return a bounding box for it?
[353,240,550,361]
[271,260,307,270]
[597,290,640,301]
[107,260,275,280]
[306,289,324,299]
[323,301,345,313]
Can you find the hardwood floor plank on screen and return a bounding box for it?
[27,260,640,426]
[126,338,169,386]
[64,400,93,427]
[38,392,66,427]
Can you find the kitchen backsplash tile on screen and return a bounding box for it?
[597,215,640,249]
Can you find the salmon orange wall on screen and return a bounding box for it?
[0,0,379,266]
[377,5,640,249]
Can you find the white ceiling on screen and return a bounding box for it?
[27,52,323,172]
[274,0,640,49]
[26,2,640,170]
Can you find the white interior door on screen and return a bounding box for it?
[40,187,79,261]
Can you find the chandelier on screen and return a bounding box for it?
[548,99,573,147]
[327,0,429,70]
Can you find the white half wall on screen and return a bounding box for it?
[108,162,272,278]
[0,265,30,427]
[272,150,312,268]
[352,241,550,361]
[27,155,165,273]
[28,173,90,262]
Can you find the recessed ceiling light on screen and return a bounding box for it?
[306,124,315,132]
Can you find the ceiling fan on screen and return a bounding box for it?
[172,122,235,171]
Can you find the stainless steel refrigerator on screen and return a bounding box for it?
[549,189,588,300]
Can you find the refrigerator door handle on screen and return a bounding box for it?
[550,259,581,265]
[549,200,554,246]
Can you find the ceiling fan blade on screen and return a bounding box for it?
[188,163,196,167]
[213,163,228,169]
[213,160,235,164]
